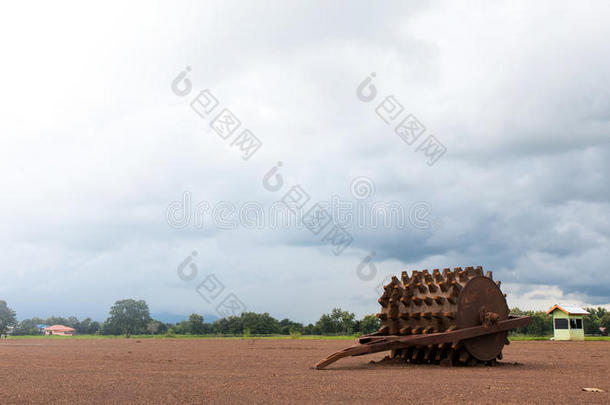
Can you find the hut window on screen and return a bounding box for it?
[570,319,582,329]
[554,318,568,329]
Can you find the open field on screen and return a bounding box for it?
[0,339,608,404]
[3,334,356,341]
[508,335,610,341]
[6,333,610,341]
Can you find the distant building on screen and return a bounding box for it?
[546,304,589,341]
[43,325,75,336]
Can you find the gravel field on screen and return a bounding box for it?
[0,339,608,404]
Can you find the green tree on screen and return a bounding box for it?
[359,314,381,335]
[147,320,161,335]
[66,316,80,329]
[315,308,356,335]
[45,316,69,326]
[509,308,552,336]
[316,314,336,334]
[240,312,280,334]
[0,300,17,335]
[339,310,356,334]
[188,313,205,334]
[599,311,610,331]
[77,317,91,334]
[214,316,243,335]
[13,317,46,335]
[278,318,304,335]
[584,307,609,334]
[300,323,313,335]
[88,321,101,334]
[99,322,115,335]
[105,299,151,337]
[156,322,169,334]
[169,321,189,335]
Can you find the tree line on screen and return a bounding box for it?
[172,308,382,336]
[1,299,381,337]
[2,299,609,338]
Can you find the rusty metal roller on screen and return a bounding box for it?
[315,266,532,369]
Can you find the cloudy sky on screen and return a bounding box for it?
[1,1,609,323]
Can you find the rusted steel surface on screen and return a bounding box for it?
[315,267,532,369]
[315,316,531,369]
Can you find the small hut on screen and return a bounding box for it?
[546,304,589,341]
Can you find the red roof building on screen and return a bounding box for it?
[43,325,75,336]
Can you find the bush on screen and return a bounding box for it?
[289,328,301,339]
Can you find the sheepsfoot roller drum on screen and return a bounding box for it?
[315,266,532,369]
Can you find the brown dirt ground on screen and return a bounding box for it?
[0,339,608,404]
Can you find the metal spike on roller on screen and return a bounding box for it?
[315,266,532,369]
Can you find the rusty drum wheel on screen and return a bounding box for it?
[315,266,532,369]
[456,276,509,361]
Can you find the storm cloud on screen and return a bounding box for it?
[1,0,609,323]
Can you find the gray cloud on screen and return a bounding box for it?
[1,0,609,323]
